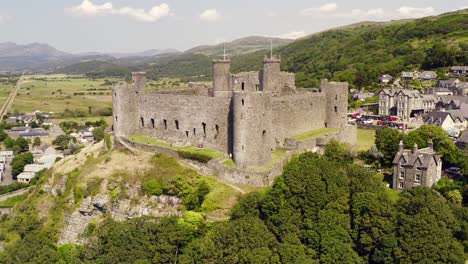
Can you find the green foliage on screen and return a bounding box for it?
[52,135,74,150]
[375,127,404,166]
[323,139,354,165]
[446,190,463,205]
[142,179,164,196]
[32,137,41,148]
[177,149,213,163]
[92,126,105,142]
[0,182,29,195]
[11,152,34,177]
[104,134,112,150]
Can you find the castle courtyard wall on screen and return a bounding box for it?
[272,93,327,145]
[136,92,232,153]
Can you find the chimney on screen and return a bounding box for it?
[412,143,418,154]
[132,72,146,90]
[427,140,433,151]
[398,140,404,152]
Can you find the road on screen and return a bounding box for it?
[0,74,24,120]
[0,186,34,202]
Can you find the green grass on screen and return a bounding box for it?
[0,194,27,208]
[253,149,288,172]
[357,129,376,151]
[292,128,342,141]
[12,75,116,113]
[223,159,236,168]
[0,79,16,107]
[129,134,225,160]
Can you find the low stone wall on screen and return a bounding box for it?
[116,126,356,187]
[116,137,290,187]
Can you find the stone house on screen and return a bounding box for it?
[378,74,393,84]
[449,66,468,77]
[418,71,438,81]
[401,71,418,81]
[378,89,436,119]
[392,141,442,191]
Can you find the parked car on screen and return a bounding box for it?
[446,167,462,177]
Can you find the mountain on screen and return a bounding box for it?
[230,9,468,88]
[187,36,294,56]
[109,48,179,58]
[0,42,70,58]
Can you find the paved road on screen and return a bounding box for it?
[0,74,24,119]
[0,158,13,186]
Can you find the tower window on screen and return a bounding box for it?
[334,106,338,113]
[163,119,167,130]
[262,130,266,137]
[335,94,338,100]
[115,116,118,122]
[175,120,179,130]
[242,82,245,91]
[186,131,189,137]
[242,99,244,106]
[215,124,219,134]
[151,118,155,128]
[140,117,144,127]
[193,128,196,135]
[202,122,206,135]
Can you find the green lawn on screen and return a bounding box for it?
[292,128,342,141]
[357,129,376,151]
[253,149,288,172]
[12,75,117,113]
[0,194,27,208]
[129,134,225,160]
[0,79,16,107]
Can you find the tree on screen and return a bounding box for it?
[395,187,464,263]
[33,137,41,148]
[92,126,105,142]
[52,135,73,150]
[11,152,34,177]
[375,127,404,167]
[15,137,29,152]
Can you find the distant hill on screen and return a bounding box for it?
[186,36,294,56]
[230,9,468,88]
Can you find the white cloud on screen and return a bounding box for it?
[347,8,385,19]
[276,30,306,39]
[396,6,434,18]
[300,3,338,16]
[200,9,220,21]
[67,0,171,22]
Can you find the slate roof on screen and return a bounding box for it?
[457,131,468,144]
[392,144,440,168]
[419,71,437,79]
[436,78,459,88]
[424,111,454,125]
[451,66,468,71]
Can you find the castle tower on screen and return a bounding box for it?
[112,83,139,137]
[232,91,273,168]
[132,72,146,90]
[322,80,348,128]
[261,55,281,95]
[212,59,231,97]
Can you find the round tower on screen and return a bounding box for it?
[132,72,146,90]
[112,84,138,137]
[212,59,231,97]
[232,91,273,168]
[322,80,348,128]
[261,55,281,95]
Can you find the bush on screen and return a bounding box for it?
[104,134,112,150]
[142,179,164,196]
[177,150,212,163]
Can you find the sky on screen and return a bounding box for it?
[0,0,466,53]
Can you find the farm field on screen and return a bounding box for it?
[11,75,119,113]
[0,78,17,108]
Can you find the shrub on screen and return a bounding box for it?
[177,150,212,163]
[142,179,164,196]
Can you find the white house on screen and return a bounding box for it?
[17,172,36,183]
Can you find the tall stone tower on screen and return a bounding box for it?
[112,72,143,137]
[132,72,146,91]
[322,80,348,128]
[212,59,231,97]
[261,55,281,95]
[232,91,273,168]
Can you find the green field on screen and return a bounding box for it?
[12,75,118,113]
[293,128,342,141]
[0,78,16,107]
[357,128,376,151]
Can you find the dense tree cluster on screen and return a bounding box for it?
[1,142,466,263]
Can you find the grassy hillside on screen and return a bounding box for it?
[187,36,293,57]
[231,10,468,88]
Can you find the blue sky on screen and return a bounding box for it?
[0,1,465,53]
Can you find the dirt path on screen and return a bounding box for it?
[0,186,34,202]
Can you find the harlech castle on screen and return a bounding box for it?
[112,55,355,169]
